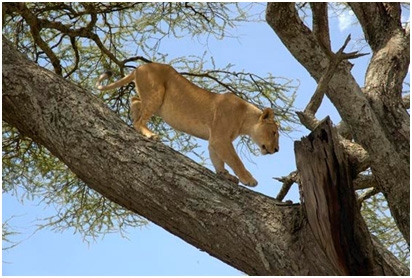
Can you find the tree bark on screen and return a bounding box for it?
[2,38,408,275]
[296,118,379,275]
[266,2,410,246]
[0,36,332,276]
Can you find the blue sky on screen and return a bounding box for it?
[2,3,406,276]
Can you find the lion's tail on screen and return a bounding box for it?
[96,70,135,91]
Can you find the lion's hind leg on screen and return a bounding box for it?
[131,87,164,141]
[130,96,141,123]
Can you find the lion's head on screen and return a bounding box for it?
[251,108,280,155]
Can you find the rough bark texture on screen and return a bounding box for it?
[266,2,410,246]
[2,37,408,275]
[2,37,334,276]
[295,118,378,275]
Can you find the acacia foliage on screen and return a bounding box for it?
[360,192,410,264]
[2,3,296,240]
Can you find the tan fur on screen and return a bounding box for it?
[96,63,280,186]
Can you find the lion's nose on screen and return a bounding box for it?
[274,147,279,153]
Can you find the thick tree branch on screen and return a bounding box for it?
[310,3,331,55]
[350,3,409,161]
[2,36,346,276]
[349,3,402,51]
[350,5,410,244]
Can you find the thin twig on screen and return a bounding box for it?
[274,171,299,202]
[357,187,379,207]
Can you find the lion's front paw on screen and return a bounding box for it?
[239,173,258,187]
[148,134,160,141]
[141,131,160,141]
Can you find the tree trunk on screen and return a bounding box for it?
[2,38,408,275]
[296,117,380,275]
[266,2,410,246]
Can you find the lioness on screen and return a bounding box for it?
[96,63,279,186]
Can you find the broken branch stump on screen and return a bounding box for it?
[294,117,377,275]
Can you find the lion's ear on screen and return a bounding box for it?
[260,108,275,122]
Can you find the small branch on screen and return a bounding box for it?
[90,32,123,69]
[17,3,126,75]
[298,35,368,132]
[184,2,211,23]
[332,34,369,62]
[179,70,250,100]
[353,174,376,190]
[315,34,368,97]
[274,171,299,202]
[17,3,63,75]
[296,111,320,131]
[339,138,370,175]
[357,187,379,207]
[64,36,80,78]
[180,71,237,93]
[122,55,153,65]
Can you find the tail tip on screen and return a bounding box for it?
[98,71,113,80]
[96,71,113,90]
